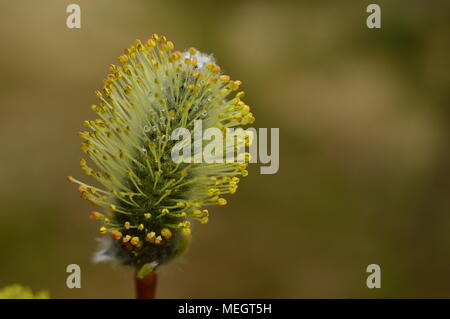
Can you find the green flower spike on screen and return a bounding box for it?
[69,34,255,277]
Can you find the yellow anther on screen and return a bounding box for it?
[171,50,182,61]
[138,224,144,231]
[176,202,185,208]
[189,47,197,55]
[220,75,230,83]
[109,64,118,72]
[144,213,152,219]
[124,221,131,229]
[124,85,133,95]
[77,185,87,193]
[218,198,227,205]
[229,80,242,90]
[118,55,128,63]
[99,227,107,235]
[147,38,156,47]
[208,188,221,197]
[201,217,208,224]
[161,228,172,239]
[146,232,156,242]
[89,211,105,220]
[178,221,188,228]
[109,230,122,240]
[242,104,250,114]
[154,235,162,244]
[130,237,140,246]
[182,228,191,236]
[166,41,174,50]
[211,65,221,74]
[161,208,169,215]
[235,101,245,108]
[123,235,132,243]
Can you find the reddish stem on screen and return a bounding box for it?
[135,272,158,299]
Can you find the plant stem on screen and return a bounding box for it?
[135,272,158,299]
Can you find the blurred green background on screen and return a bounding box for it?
[0,0,449,298]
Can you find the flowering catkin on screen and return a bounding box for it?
[69,34,254,276]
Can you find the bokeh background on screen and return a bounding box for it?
[0,0,449,298]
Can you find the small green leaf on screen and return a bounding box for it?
[136,263,154,279]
